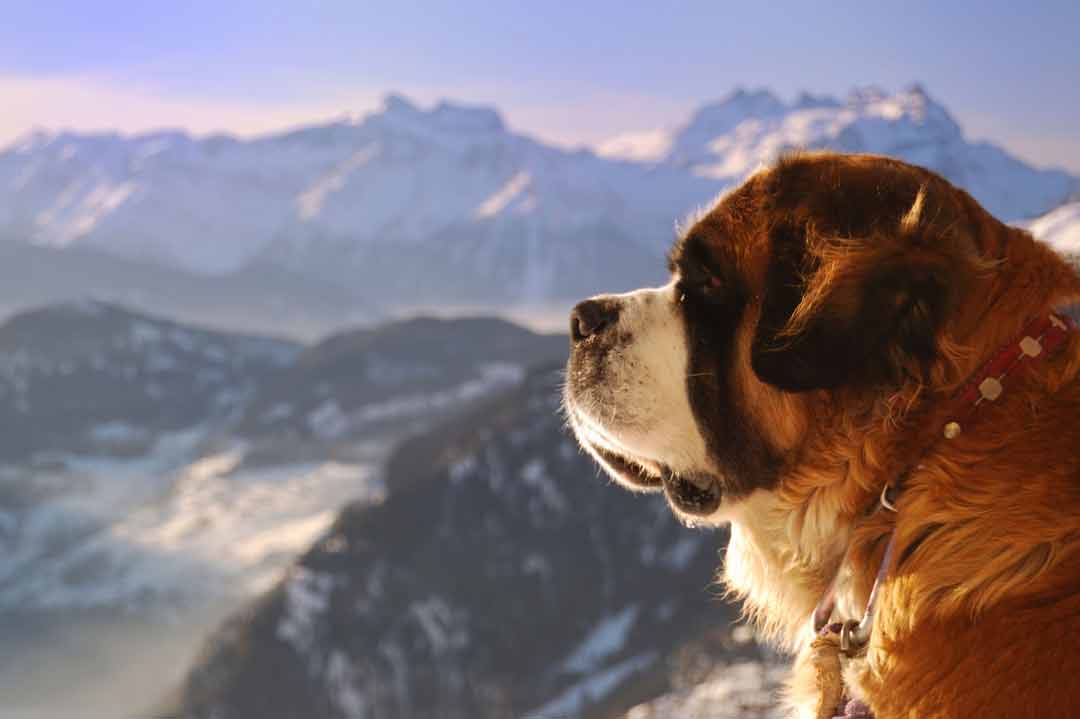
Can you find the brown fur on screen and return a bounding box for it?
[688,153,1080,717]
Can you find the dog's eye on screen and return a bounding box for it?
[676,271,725,306]
[696,275,724,294]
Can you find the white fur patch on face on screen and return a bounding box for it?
[565,278,713,481]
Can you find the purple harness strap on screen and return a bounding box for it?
[815,531,898,719]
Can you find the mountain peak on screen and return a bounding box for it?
[381,92,422,116]
[373,92,505,134]
[596,85,1073,220]
[672,87,787,157]
[793,91,843,110]
[725,86,784,104]
[3,127,53,154]
[847,84,889,105]
[431,99,505,133]
[850,83,964,139]
[904,82,930,99]
[691,87,786,121]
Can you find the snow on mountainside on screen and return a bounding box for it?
[599,85,1078,222]
[1028,201,1080,254]
[2,87,1075,308]
[0,94,715,303]
[623,661,784,719]
[237,316,565,442]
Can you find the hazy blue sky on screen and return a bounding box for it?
[3,1,1078,170]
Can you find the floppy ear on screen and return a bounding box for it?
[750,220,951,392]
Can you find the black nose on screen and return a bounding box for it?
[570,299,619,342]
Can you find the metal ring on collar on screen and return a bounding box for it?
[880,483,898,512]
[840,618,869,656]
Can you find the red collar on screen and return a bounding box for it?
[941,311,1077,440]
[812,309,1078,649]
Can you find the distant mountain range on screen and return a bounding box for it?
[1,86,1077,328]
[0,95,713,311]
[0,238,371,341]
[598,85,1077,222]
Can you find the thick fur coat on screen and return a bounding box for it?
[563,152,1080,718]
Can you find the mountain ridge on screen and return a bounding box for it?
[2,87,1077,310]
[598,84,1077,221]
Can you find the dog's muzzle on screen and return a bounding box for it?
[571,424,723,517]
[569,298,620,343]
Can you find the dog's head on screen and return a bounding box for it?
[564,153,985,523]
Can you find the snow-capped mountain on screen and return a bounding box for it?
[599,85,1078,222]
[3,88,1075,310]
[167,367,770,719]
[1027,201,1080,254]
[0,95,715,304]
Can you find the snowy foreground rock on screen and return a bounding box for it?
[625,661,786,719]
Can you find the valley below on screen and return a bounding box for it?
[0,304,566,719]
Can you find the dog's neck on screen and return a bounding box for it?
[725,491,851,651]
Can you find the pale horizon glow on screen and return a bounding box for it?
[0,72,388,143]
[2,2,1078,172]
[0,71,699,155]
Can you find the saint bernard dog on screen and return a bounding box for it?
[563,152,1080,718]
